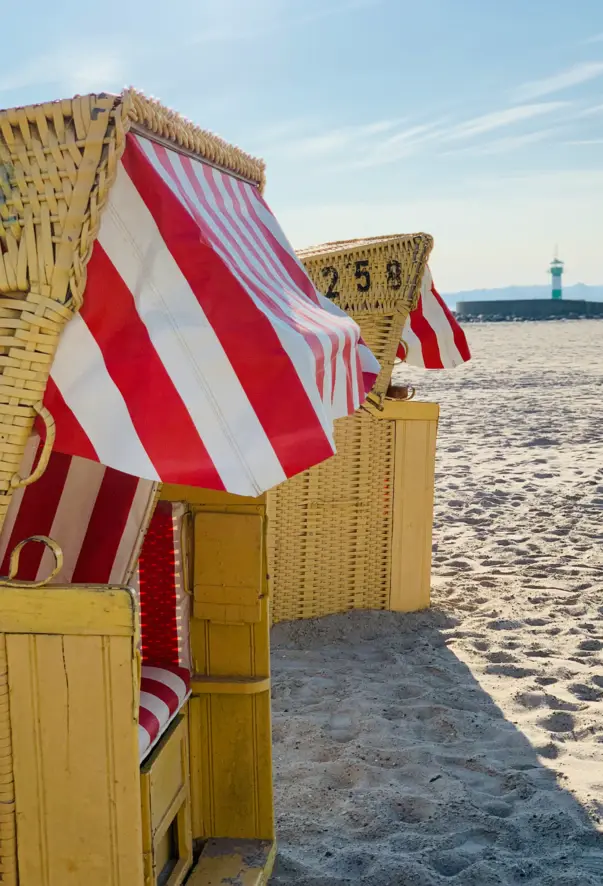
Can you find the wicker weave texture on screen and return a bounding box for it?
[267,409,395,622]
[299,233,433,396]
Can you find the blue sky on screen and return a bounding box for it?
[2,0,603,291]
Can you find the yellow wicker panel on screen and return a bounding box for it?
[299,233,433,396]
[268,409,395,622]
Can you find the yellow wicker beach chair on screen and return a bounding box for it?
[0,89,279,886]
[267,236,440,622]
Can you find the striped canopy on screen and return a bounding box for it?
[43,132,379,497]
[399,267,471,370]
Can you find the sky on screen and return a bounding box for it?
[2,0,603,291]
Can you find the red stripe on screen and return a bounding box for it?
[430,284,471,363]
[145,139,341,451]
[138,707,160,745]
[122,136,334,478]
[230,178,352,402]
[140,678,180,716]
[239,181,365,409]
[409,293,445,370]
[79,243,225,489]
[254,190,363,409]
[42,379,99,462]
[138,502,179,667]
[183,153,336,408]
[71,465,139,583]
[0,447,72,580]
[192,160,330,393]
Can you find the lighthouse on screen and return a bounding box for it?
[549,251,564,300]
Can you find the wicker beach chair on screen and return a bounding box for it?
[267,235,440,623]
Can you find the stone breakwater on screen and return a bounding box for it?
[454,298,603,323]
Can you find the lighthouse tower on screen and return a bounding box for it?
[549,251,564,300]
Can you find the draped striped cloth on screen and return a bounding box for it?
[43,132,379,497]
[0,434,155,585]
[398,266,471,369]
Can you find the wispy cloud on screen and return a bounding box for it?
[575,102,603,118]
[567,138,603,145]
[442,103,566,141]
[584,33,603,44]
[445,128,556,156]
[351,121,447,167]
[258,99,570,173]
[258,118,403,160]
[515,62,603,101]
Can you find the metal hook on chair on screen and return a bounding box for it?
[0,535,64,588]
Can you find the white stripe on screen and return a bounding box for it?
[0,435,38,565]
[37,456,106,583]
[137,140,335,446]
[169,149,338,389]
[109,479,156,584]
[139,690,171,724]
[141,666,188,702]
[212,172,355,413]
[50,315,161,482]
[99,163,286,496]
[138,725,151,758]
[401,319,427,368]
[421,286,464,368]
[251,192,368,410]
[161,146,336,420]
[138,689,191,762]
[358,342,380,378]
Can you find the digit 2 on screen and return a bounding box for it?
[322,265,339,298]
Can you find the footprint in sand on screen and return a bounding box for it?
[578,639,603,653]
[328,714,359,743]
[391,795,437,824]
[539,711,576,733]
[486,650,518,664]
[486,664,538,679]
[569,683,603,702]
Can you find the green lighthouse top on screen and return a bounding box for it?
[549,248,564,276]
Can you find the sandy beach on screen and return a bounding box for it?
[270,319,603,885]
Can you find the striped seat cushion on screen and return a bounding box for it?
[139,665,191,761]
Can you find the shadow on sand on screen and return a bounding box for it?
[269,609,603,886]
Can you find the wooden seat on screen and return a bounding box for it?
[139,665,191,762]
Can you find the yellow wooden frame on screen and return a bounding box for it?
[0,583,144,886]
[159,486,276,883]
[140,712,193,886]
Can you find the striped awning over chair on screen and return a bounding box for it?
[398,266,471,370]
[43,132,379,497]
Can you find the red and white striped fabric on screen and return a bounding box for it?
[138,665,191,761]
[135,500,191,670]
[397,267,471,369]
[43,132,379,496]
[0,434,155,584]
